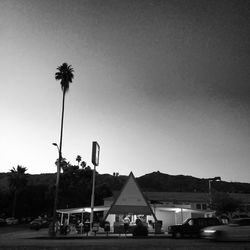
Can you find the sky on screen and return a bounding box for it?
[1,0,250,183]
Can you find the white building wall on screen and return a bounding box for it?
[155,210,175,232]
[106,214,116,231]
[175,210,191,224]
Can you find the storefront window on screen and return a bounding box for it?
[196,204,201,209]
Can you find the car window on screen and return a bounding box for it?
[187,219,194,226]
[238,219,250,226]
[208,218,220,226]
[197,219,207,227]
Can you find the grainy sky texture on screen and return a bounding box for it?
[1,0,250,182]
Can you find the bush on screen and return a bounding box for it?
[133,222,148,237]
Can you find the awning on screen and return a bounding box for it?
[157,207,216,214]
[108,205,153,215]
[57,206,110,214]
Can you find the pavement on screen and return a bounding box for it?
[0,227,169,241]
[34,230,169,239]
[1,227,250,250]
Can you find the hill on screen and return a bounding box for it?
[137,171,250,193]
[1,171,250,194]
[0,173,55,192]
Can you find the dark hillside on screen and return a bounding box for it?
[95,174,127,191]
[137,171,207,192]
[0,173,9,191]
[27,173,55,187]
[137,171,250,193]
[1,171,250,194]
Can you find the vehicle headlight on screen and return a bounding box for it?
[203,229,216,233]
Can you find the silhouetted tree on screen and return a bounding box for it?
[211,192,243,219]
[59,164,93,208]
[8,165,27,218]
[55,157,70,173]
[80,161,87,169]
[95,183,112,205]
[19,184,50,218]
[76,155,82,166]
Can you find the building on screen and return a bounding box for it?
[57,172,250,233]
[103,173,215,232]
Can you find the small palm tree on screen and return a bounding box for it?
[80,161,87,169]
[76,155,82,166]
[8,165,27,218]
[51,63,74,236]
[55,157,69,172]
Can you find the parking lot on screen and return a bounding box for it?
[0,224,250,250]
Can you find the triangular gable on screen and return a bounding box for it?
[104,172,157,221]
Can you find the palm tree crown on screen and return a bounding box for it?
[9,165,27,190]
[10,165,27,175]
[55,63,74,93]
[76,155,82,166]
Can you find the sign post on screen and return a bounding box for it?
[90,141,100,233]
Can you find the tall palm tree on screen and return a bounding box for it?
[8,165,27,218]
[51,63,74,236]
[55,63,74,154]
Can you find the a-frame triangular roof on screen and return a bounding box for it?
[104,172,157,221]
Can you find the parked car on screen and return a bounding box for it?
[232,214,249,219]
[30,218,49,230]
[168,217,221,238]
[0,218,6,226]
[201,218,250,241]
[5,217,18,225]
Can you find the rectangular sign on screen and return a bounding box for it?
[92,141,100,166]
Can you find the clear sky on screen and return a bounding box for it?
[1,0,250,183]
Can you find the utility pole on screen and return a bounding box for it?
[208,176,221,208]
[90,141,100,233]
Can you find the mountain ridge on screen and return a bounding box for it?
[1,171,250,194]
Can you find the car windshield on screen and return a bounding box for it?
[183,218,191,224]
[33,219,42,222]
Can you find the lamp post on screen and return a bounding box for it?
[51,142,62,237]
[208,176,221,208]
[90,142,100,233]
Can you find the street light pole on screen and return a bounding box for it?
[51,142,62,237]
[90,164,96,232]
[90,142,100,233]
[208,176,221,208]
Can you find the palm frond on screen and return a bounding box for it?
[55,62,74,93]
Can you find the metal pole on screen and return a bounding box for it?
[51,147,61,237]
[208,179,212,207]
[90,165,96,232]
[208,177,221,208]
[81,211,84,234]
[61,212,63,226]
[181,207,183,223]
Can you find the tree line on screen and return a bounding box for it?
[0,156,121,220]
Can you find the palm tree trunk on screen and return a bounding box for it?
[51,89,66,236]
[12,190,17,218]
[59,89,66,161]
